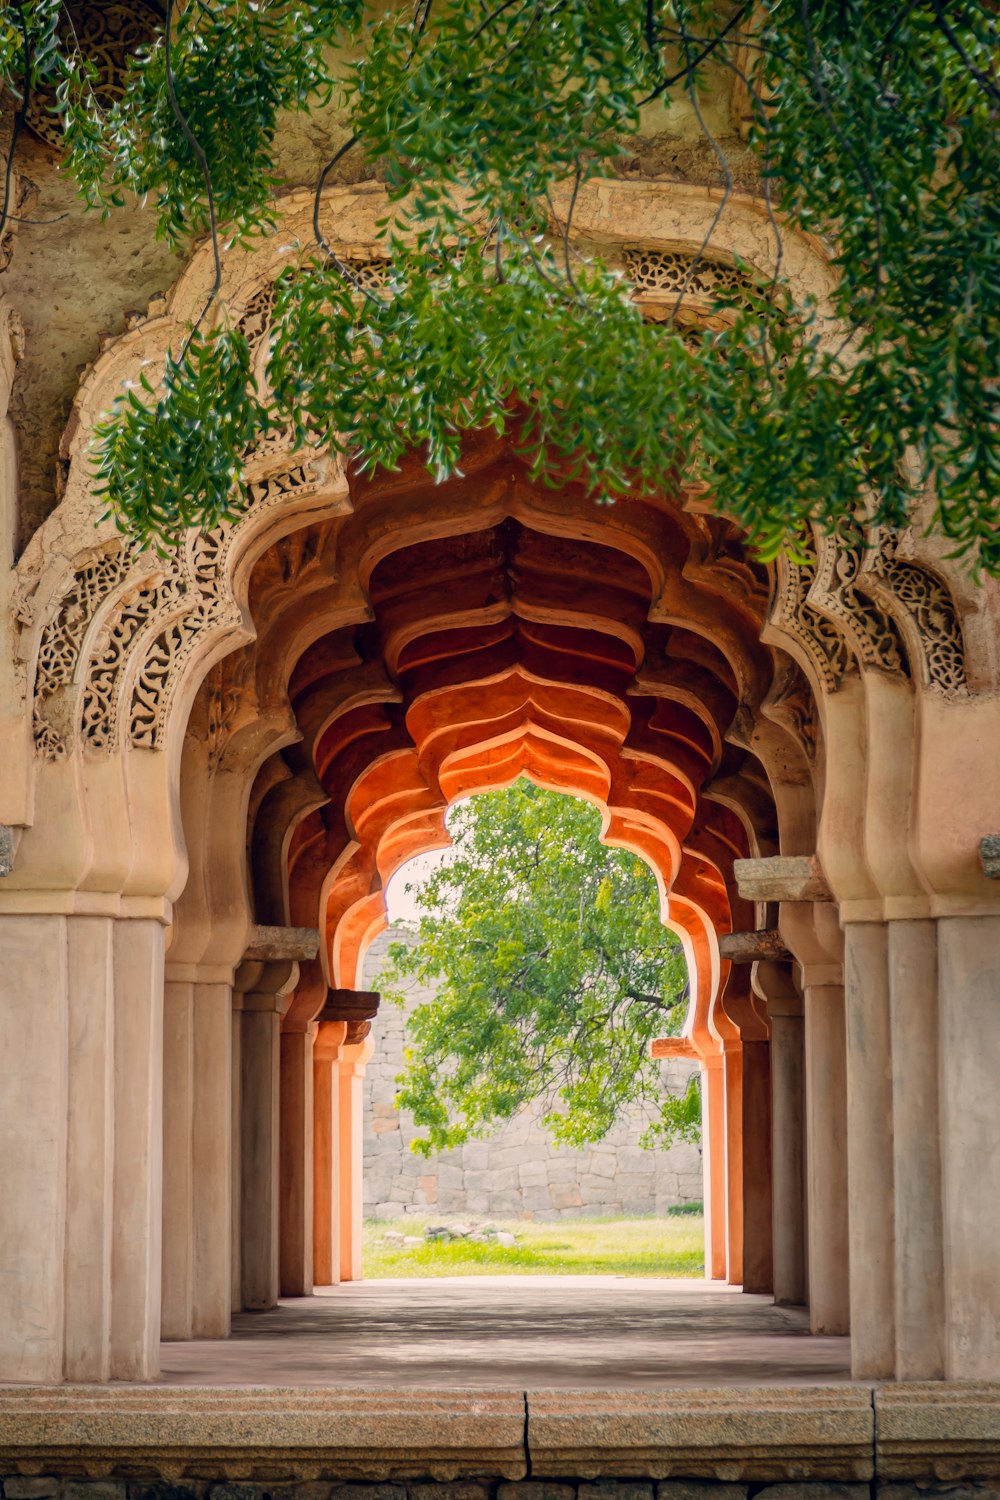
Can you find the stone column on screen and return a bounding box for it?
[722,1044,743,1286]
[313,1021,348,1287]
[0,912,167,1383]
[938,914,1000,1379]
[760,965,806,1307]
[888,918,944,1378]
[110,918,165,1381]
[280,1024,316,1296]
[803,981,848,1335]
[161,972,233,1340]
[0,915,71,1382]
[339,1032,375,1282]
[802,971,850,1334]
[740,1037,773,1295]
[64,917,115,1380]
[701,1056,728,1281]
[234,960,297,1311]
[843,921,896,1378]
[161,976,194,1339]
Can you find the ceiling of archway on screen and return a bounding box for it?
[237,434,801,999]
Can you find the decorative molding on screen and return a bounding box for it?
[809,530,908,678]
[769,549,854,695]
[859,530,968,696]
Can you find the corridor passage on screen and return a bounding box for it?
[159,1276,852,1387]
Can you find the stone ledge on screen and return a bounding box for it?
[875,1383,1000,1480]
[0,1389,527,1483]
[525,1389,875,1482]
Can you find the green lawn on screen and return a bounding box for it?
[363,1213,705,1278]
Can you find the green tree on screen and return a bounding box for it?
[376,779,698,1155]
[2,1,997,565]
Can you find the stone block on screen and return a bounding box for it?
[417,1175,439,1203]
[62,1487,126,1500]
[587,1153,618,1179]
[130,1486,207,1500]
[2,1483,63,1500]
[371,1117,400,1134]
[581,1484,655,1500]
[409,1486,491,1500]
[498,1485,576,1500]
[549,1183,584,1210]
[526,1387,875,1480]
[656,1486,747,1500]
[372,1201,405,1219]
[875,1384,1000,1480]
[329,1487,406,1500]
[518,1161,548,1187]
[754,1490,868,1500]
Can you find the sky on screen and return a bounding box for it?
[383,844,457,924]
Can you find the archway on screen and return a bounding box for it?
[2,181,997,1389]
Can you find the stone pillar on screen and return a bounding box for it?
[280,1024,316,1296]
[843,921,895,1378]
[110,918,165,1381]
[741,1037,773,1295]
[722,1044,743,1286]
[161,973,233,1340]
[339,1032,374,1282]
[779,901,849,1337]
[938,914,1000,1379]
[761,966,806,1307]
[888,918,944,1378]
[64,917,115,1381]
[0,915,71,1382]
[0,912,166,1383]
[701,1056,728,1281]
[161,977,194,1339]
[313,1021,348,1286]
[235,960,297,1311]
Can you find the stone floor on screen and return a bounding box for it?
[159,1276,853,1387]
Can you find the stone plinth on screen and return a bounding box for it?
[525,1388,875,1481]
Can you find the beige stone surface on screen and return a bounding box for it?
[0,1389,528,1482]
[525,1388,875,1481]
[874,1383,1000,1480]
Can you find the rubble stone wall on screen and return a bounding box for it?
[361,929,703,1222]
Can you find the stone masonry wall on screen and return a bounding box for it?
[361,929,703,1222]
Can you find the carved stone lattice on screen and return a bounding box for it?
[23,0,162,149]
[236,283,280,355]
[809,532,909,678]
[32,545,135,756]
[81,578,186,749]
[622,247,756,304]
[862,535,968,695]
[122,463,326,751]
[771,551,853,695]
[340,256,393,291]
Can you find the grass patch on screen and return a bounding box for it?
[363,1214,705,1278]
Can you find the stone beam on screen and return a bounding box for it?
[244,925,320,962]
[317,987,381,1025]
[719,929,791,963]
[649,1036,698,1060]
[733,855,832,903]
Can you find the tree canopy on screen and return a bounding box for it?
[2,1,997,565]
[375,779,697,1155]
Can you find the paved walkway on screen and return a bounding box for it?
[159,1277,852,1387]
